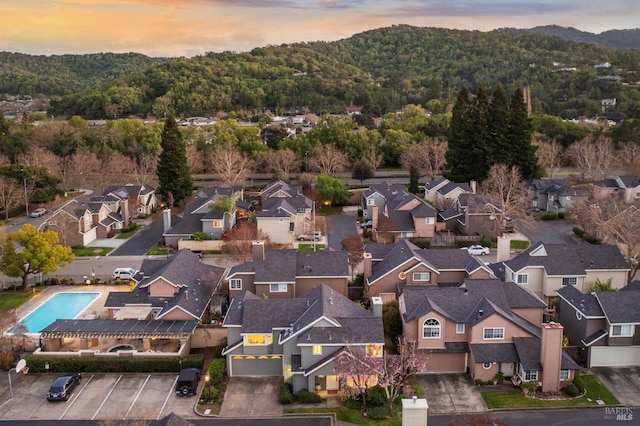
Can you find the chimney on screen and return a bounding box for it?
[371,296,383,317]
[540,322,564,393]
[470,180,477,194]
[252,241,265,262]
[371,205,379,230]
[496,235,511,263]
[122,200,130,228]
[162,208,172,233]
[363,252,372,279]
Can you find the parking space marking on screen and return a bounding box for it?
[28,393,49,418]
[91,374,122,421]
[157,375,179,419]
[59,375,94,420]
[123,374,150,419]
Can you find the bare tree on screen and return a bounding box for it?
[221,221,270,262]
[207,141,253,186]
[16,146,58,171]
[567,135,618,181]
[185,143,204,174]
[0,176,22,220]
[376,217,395,243]
[308,144,349,175]
[260,149,300,182]
[534,137,563,178]
[618,142,640,177]
[401,138,448,180]
[341,234,365,280]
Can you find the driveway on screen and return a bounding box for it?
[219,377,283,417]
[326,214,358,251]
[592,367,640,407]
[522,220,578,245]
[415,374,486,414]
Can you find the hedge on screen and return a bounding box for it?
[23,354,204,373]
[208,358,226,386]
[565,382,580,397]
[279,383,294,404]
[296,389,324,403]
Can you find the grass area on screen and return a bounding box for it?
[510,240,530,250]
[284,407,401,426]
[298,244,326,251]
[0,291,35,311]
[481,375,619,409]
[117,223,141,239]
[317,206,343,216]
[71,246,113,256]
[146,244,173,256]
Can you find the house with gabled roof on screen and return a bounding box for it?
[593,175,640,203]
[453,193,504,239]
[103,183,158,217]
[257,180,313,245]
[163,185,244,248]
[361,182,437,242]
[363,239,494,302]
[45,199,97,246]
[501,242,630,307]
[529,179,588,213]
[399,279,579,391]
[557,283,640,367]
[222,283,384,394]
[225,242,349,300]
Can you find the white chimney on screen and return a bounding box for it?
[163,208,172,233]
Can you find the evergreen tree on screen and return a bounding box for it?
[488,84,511,166]
[157,116,193,206]
[444,86,474,182]
[508,87,539,179]
[352,158,374,184]
[408,165,420,194]
[469,86,491,182]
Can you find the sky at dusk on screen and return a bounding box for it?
[1,0,639,58]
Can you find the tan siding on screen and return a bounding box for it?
[511,308,543,327]
[295,277,348,297]
[368,259,419,297]
[148,279,178,297]
[469,314,535,343]
[417,312,447,350]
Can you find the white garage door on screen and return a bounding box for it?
[590,346,640,367]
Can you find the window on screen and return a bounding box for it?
[482,362,492,369]
[611,324,634,337]
[245,334,272,345]
[367,198,375,206]
[213,220,222,227]
[423,318,441,339]
[230,279,242,290]
[483,328,505,340]
[562,277,578,286]
[366,344,382,357]
[515,274,528,284]
[456,323,465,334]
[270,283,287,293]
[547,297,558,311]
[313,345,322,355]
[524,370,538,381]
[560,370,570,381]
[413,272,431,282]
[425,217,434,224]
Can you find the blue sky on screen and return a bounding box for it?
[1,0,638,57]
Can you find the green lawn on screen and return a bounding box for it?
[0,291,35,311]
[117,223,141,239]
[510,240,530,250]
[146,244,174,256]
[298,244,326,251]
[284,407,401,426]
[482,375,619,409]
[71,246,113,256]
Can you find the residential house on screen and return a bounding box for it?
[163,185,243,248]
[423,178,449,204]
[423,178,473,210]
[257,180,313,245]
[454,193,504,239]
[225,242,349,300]
[361,182,438,242]
[399,279,579,391]
[529,179,588,213]
[45,199,96,247]
[103,184,158,217]
[593,175,640,203]
[501,242,630,307]
[363,239,494,302]
[222,283,384,394]
[557,283,640,367]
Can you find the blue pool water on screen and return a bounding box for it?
[17,292,100,333]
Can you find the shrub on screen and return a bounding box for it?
[558,212,565,219]
[382,300,403,344]
[573,227,584,237]
[565,382,580,397]
[297,389,324,404]
[22,354,204,373]
[279,383,294,404]
[412,383,424,398]
[541,212,558,220]
[192,232,210,241]
[412,238,431,249]
[475,379,484,386]
[208,358,226,386]
[481,235,492,248]
[343,396,361,410]
[574,376,585,394]
[493,372,504,384]
[366,385,387,407]
[366,405,388,420]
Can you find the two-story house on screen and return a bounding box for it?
[45,199,97,246]
[257,180,313,245]
[103,184,158,217]
[557,283,640,367]
[593,175,640,203]
[529,179,588,213]
[222,283,384,394]
[361,182,437,242]
[501,242,630,308]
[453,193,504,239]
[363,239,494,302]
[423,178,473,210]
[399,279,579,392]
[225,242,350,300]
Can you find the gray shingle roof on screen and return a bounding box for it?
[470,343,519,363]
[556,286,604,317]
[437,182,470,196]
[595,290,640,324]
[513,336,580,370]
[424,177,449,191]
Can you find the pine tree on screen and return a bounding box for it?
[508,87,539,179]
[488,83,511,166]
[157,116,193,206]
[408,165,420,194]
[444,86,474,182]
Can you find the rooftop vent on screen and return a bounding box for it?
[478,309,483,316]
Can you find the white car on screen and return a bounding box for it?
[30,208,47,218]
[463,245,490,256]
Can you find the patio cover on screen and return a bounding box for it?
[40,319,198,339]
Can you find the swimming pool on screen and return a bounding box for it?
[16,292,100,334]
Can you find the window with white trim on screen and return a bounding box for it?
[213,220,222,227]
[483,328,505,340]
[560,370,570,381]
[425,217,434,224]
[230,279,242,290]
[270,283,287,293]
[413,272,431,282]
[456,323,465,334]
[611,324,633,337]
[524,370,538,381]
[313,345,322,355]
[367,198,375,206]
[562,277,578,286]
[423,318,441,339]
[515,273,528,284]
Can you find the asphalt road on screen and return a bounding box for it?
[431,407,637,425]
[326,214,359,251]
[522,220,578,245]
[110,220,165,256]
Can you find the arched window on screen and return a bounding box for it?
[423,318,441,339]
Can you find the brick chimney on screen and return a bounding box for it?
[252,241,265,262]
[363,252,372,279]
[540,322,564,393]
[371,205,379,230]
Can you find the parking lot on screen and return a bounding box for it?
[0,373,198,421]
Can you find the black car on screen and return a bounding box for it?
[47,373,81,401]
[175,368,201,397]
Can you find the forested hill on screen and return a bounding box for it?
[495,25,640,50]
[2,25,640,120]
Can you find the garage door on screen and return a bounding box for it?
[230,355,282,376]
[590,346,640,367]
[422,353,466,373]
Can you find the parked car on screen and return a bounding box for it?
[298,231,322,241]
[360,220,373,229]
[47,373,81,401]
[111,267,138,281]
[30,208,47,218]
[462,245,491,256]
[175,368,201,397]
